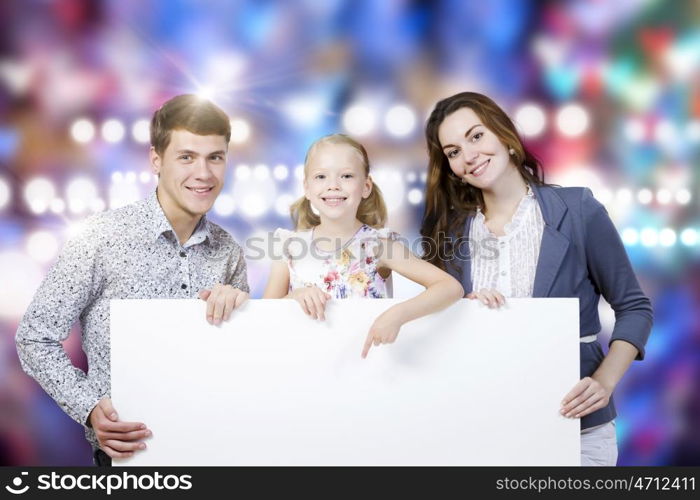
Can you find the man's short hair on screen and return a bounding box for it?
[150,94,231,155]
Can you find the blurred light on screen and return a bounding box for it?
[66,221,86,238]
[275,194,295,217]
[658,228,676,247]
[109,182,140,210]
[656,188,672,205]
[664,42,700,80]
[342,105,376,136]
[196,86,215,101]
[621,228,639,246]
[102,119,125,143]
[384,105,416,137]
[132,119,150,144]
[273,164,289,181]
[623,118,645,143]
[70,118,95,144]
[373,168,404,211]
[140,171,153,184]
[406,172,417,183]
[654,120,676,145]
[596,188,613,205]
[253,164,270,181]
[615,188,633,205]
[514,103,546,138]
[637,188,653,204]
[623,77,660,111]
[89,198,105,212]
[230,119,250,144]
[283,95,325,128]
[112,172,123,183]
[239,193,267,217]
[640,228,658,247]
[556,103,590,137]
[235,164,251,180]
[420,172,427,183]
[125,172,136,183]
[294,164,305,180]
[407,188,423,205]
[66,177,98,214]
[675,188,691,205]
[49,198,65,214]
[26,230,59,263]
[680,228,698,246]
[686,120,700,143]
[213,193,235,216]
[24,177,55,214]
[0,251,43,320]
[0,176,10,211]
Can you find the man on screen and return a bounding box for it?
[16,94,249,465]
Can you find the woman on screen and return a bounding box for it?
[420,92,653,465]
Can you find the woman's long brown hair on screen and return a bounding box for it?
[420,92,546,271]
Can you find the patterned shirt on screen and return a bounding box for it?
[470,184,545,297]
[15,190,249,449]
[274,225,398,299]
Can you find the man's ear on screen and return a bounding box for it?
[149,147,161,176]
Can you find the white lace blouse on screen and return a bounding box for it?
[470,185,545,298]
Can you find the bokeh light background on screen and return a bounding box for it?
[1,0,698,465]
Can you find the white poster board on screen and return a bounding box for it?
[111,298,580,466]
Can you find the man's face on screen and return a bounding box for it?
[150,129,228,221]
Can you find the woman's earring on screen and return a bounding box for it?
[509,148,515,155]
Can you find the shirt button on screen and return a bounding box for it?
[179,251,186,257]
[500,271,507,276]
[499,241,505,247]
[181,284,187,289]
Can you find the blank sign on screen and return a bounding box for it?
[111,298,580,465]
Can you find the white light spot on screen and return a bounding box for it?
[514,103,546,138]
[637,188,653,204]
[294,164,305,180]
[26,230,59,263]
[235,164,251,180]
[253,164,269,181]
[675,188,691,205]
[654,120,676,145]
[101,119,125,143]
[213,193,235,216]
[656,188,672,205]
[66,177,98,214]
[385,105,416,137]
[24,177,55,214]
[686,120,700,143]
[140,171,153,184]
[623,118,645,143]
[131,119,150,144]
[275,194,295,217]
[70,118,95,144]
[230,119,250,144]
[273,164,289,181]
[407,188,423,205]
[49,198,65,214]
[640,228,658,247]
[0,176,10,211]
[556,103,590,137]
[658,228,676,247]
[615,188,633,205]
[342,105,377,136]
[621,228,638,246]
[680,228,698,246]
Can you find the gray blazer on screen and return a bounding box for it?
[445,184,653,429]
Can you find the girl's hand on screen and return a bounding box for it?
[198,284,249,325]
[560,376,613,419]
[362,310,402,358]
[287,285,332,320]
[466,288,505,308]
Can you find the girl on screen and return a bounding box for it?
[263,134,464,358]
[420,92,653,465]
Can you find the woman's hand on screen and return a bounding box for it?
[466,288,506,308]
[362,309,403,358]
[198,284,249,325]
[560,376,613,419]
[287,285,332,320]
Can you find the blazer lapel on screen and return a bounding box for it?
[460,214,474,293]
[531,185,570,297]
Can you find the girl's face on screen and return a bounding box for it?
[304,142,372,224]
[437,107,516,191]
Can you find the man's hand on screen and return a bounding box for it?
[199,284,249,325]
[89,398,150,459]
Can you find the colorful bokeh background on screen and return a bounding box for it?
[1,0,698,465]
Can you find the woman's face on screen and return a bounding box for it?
[437,107,515,191]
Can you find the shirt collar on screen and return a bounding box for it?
[147,190,211,247]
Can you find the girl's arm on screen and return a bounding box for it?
[362,238,464,357]
[262,259,291,298]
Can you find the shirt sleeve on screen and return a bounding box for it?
[227,243,250,293]
[581,188,654,360]
[15,217,106,426]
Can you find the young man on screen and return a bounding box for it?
[16,94,249,466]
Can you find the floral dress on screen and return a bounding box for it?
[273,225,399,298]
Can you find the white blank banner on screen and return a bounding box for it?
[111,298,580,466]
